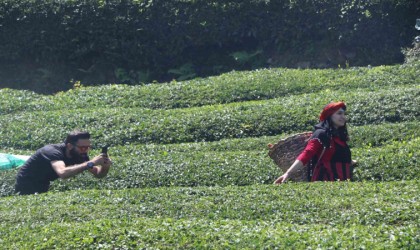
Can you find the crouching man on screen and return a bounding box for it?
[15,130,112,195]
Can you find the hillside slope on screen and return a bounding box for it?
[0,64,418,248]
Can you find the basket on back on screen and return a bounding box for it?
[268,132,312,182]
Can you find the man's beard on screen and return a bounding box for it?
[70,148,89,163]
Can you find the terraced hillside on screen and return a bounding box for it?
[0,63,419,248]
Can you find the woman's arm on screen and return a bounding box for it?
[273,138,323,185]
[273,160,304,184]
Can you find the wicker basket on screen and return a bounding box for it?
[268,132,312,182]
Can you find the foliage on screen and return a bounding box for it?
[0,122,418,197]
[0,181,418,248]
[0,64,418,248]
[0,0,417,93]
[168,63,197,81]
[402,43,420,65]
[1,63,418,115]
[0,85,418,150]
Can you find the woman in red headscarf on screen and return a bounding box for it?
[274,101,357,184]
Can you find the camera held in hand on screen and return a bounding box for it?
[101,146,108,156]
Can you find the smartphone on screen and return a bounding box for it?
[101,146,108,155]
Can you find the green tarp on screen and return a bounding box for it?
[0,153,29,170]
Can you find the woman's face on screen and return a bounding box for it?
[330,108,347,128]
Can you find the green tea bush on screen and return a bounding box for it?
[0,89,42,115]
[1,63,418,115]
[1,122,418,197]
[0,86,418,149]
[353,138,419,181]
[349,121,419,148]
[0,181,418,249]
[0,64,418,248]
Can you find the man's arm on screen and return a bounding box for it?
[51,160,90,179]
[51,155,111,179]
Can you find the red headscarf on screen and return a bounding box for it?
[319,101,346,121]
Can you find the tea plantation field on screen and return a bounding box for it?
[0,63,419,249]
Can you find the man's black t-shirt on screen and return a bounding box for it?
[15,143,87,195]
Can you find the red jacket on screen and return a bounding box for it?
[297,136,353,181]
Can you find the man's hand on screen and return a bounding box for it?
[88,154,112,178]
[90,154,107,166]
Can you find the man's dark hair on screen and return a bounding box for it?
[64,130,91,145]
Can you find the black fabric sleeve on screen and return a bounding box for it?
[40,145,64,162]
